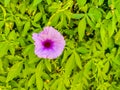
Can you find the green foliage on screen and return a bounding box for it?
[0,0,120,89]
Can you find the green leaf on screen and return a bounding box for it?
[88,7,102,22]
[0,42,9,58]
[115,9,120,21]
[46,0,52,5]
[103,61,110,74]
[5,24,10,36]
[98,0,104,5]
[49,12,61,26]
[48,2,61,13]
[8,30,16,40]
[0,76,6,82]
[110,15,116,37]
[9,43,15,55]
[71,73,80,86]
[76,47,89,54]
[74,51,82,69]
[78,17,86,41]
[33,0,42,6]
[0,21,4,29]
[64,29,74,36]
[4,0,10,7]
[115,29,120,45]
[41,72,50,80]
[36,61,44,90]
[64,10,72,23]
[34,12,42,22]
[22,44,33,56]
[28,74,36,87]
[57,79,66,90]
[113,55,120,65]
[0,59,4,74]
[100,26,105,42]
[63,78,70,88]
[61,49,72,64]
[115,0,120,13]
[77,0,86,7]
[71,13,84,19]
[106,11,112,19]
[50,79,59,90]
[19,3,26,14]
[32,21,41,28]
[64,54,75,78]
[86,15,95,29]
[45,60,51,72]
[22,21,30,37]
[84,60,93,76]
[6,61,23,82]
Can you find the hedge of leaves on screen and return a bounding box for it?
[0,0,120,90]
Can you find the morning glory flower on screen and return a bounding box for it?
[32,26,65,59]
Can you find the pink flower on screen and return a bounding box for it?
[32,26,65,59]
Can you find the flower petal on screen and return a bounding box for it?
[32,26,65,59]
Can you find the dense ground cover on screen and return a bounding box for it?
[0,0,120,90]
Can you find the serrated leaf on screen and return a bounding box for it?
[78,17,86,41]
[6,61,23,82]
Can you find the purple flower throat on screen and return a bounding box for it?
[42,39,54,49]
